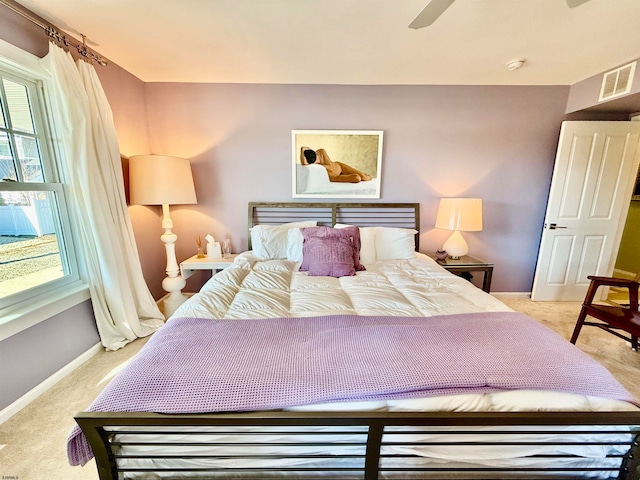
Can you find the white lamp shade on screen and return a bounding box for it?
[129,155,197,206]
[435,198,483,232]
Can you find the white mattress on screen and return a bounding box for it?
[113,423,633,478]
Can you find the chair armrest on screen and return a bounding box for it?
[586,275,639,288]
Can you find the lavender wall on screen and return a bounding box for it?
[142,83,569,294]
[0,2,47,58]
[0,302,99,409]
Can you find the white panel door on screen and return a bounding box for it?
[531,121,640,301]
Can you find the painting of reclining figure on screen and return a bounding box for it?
[292,130,383,198]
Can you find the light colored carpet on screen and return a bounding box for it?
[0,335,150,480]
[0,296,638,480]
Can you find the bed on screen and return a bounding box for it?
[70,202,640,480]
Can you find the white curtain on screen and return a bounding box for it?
[42,43,164,350]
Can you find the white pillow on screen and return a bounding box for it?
[334,223,376,264]
[374,226,418,261]
[250,221,317,260]
[335,224,417,262]
[286,227,306,263]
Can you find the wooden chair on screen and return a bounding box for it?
[570,271,640,351]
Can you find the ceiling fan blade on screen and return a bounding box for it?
[565,0,591,7]
[408,0,456,29]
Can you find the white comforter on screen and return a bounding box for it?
[174,251,511,320]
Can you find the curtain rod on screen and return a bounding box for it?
[0,0,108,66]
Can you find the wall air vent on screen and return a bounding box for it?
[598,61,636,102]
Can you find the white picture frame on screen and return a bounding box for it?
[291,130,383,199]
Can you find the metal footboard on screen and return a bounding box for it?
[75,410,640,480]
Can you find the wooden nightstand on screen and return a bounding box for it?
[180,254,238,280]
[429,254,494,293]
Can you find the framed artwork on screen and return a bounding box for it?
[291,130,383,199]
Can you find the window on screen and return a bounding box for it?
[0,67,82,314]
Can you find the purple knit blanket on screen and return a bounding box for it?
[67,312,637,466]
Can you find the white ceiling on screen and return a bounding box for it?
[12,0,640,85]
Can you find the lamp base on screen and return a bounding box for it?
[161,290,189,318]
[442,230,468,259]
[159,204,189,319]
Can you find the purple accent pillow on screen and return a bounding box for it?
[300,226,365,277]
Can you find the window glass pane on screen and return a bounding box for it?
[0,131,17,181]
[15,135,43,182]
[3,78,35,134]
[0,67,80,311]
[0,190,66,299]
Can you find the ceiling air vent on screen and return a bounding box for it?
[598,61,636,102]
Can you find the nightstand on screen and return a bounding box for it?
[180,254,238,280]
[429,254,494,293]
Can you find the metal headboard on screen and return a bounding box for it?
[248,202,420,250]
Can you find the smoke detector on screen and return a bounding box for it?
[506,59,525,71]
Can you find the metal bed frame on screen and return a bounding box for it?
[248,202,420,250]
[75,202,640,480]
[76,411,640,479]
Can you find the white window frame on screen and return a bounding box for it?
[0,39,89,342]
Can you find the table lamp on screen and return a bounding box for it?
[435,198,482,259]
[129,154,197,317]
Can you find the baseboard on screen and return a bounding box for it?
[0,342,102,425]
[491,292,531,297]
